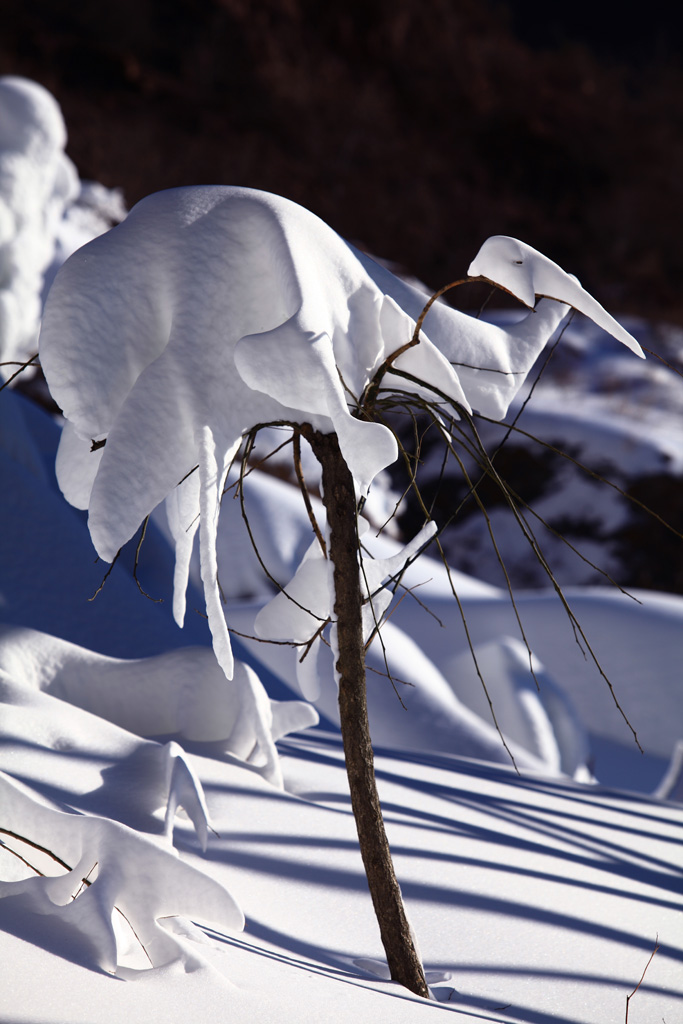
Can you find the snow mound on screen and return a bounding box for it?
[0,772,243,974]
[0,625,318,788]
[0,76,79,370]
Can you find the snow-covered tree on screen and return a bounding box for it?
[38,185,643,996]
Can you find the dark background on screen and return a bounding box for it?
[2,0,683,320]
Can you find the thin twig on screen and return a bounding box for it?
[0,353,40,392]
[72,861,98,900]
[358,545,408,709]
[0,827,72,871]
[429,403,646,602]
[222,433,294,495]
[497,310,575,452]
[228,626,309,648]
[133,516,163,603]
[641,344,683,378]
[502,479,640,602]
[361,562,445,628]
[479,415,683,544]
[297,618,330,663]
[385,403,519,769]
[293,430,327,557]
[435,530,520,771]
[433,416,541,691]
[462,407,643,750]
[366,663,415,689]
[89,549,122,600]
[0,839,46,876]
[625,935,659,1024]
[362,278,472,410]
[177,464,199,488]
[0,829,158,969]
[236,428,327,625]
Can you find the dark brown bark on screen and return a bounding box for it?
[303,426,429,1000]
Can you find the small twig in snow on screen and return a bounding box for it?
[72,861,98,900]
[625,936,660,1024]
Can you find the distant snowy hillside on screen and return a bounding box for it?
[396,310,683,594]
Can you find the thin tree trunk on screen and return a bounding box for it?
[304,426,429,1000]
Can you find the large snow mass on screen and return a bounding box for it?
[39,183,641,683]
[0,78,681,1024]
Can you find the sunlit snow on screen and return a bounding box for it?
[0,78,681,1024]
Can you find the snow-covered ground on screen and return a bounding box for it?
[399,309,683,594]
[0,77,681,1023]
[2,722,681,1024]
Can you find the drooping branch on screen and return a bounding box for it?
[361,278,471,414]
[302,424,429,1000]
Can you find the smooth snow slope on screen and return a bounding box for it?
[0,726,681,1024]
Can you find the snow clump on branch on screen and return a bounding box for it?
[39,186,642,680]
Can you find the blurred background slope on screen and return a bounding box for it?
[2,0,682,322]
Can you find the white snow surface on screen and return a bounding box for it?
[3,363,682,1022]
[1,726,681,1024]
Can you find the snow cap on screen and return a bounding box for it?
[40,187,467,677]
[468,235,644,358]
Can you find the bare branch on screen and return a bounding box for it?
[462,407,643,751]
[361,277,473,411]
[133,516,163,603]
[480,415,683,545]
[293,430,327,557]
[625,936,660,1024]
[236,427,328,627]
[0,353,40,392]
[0,828,72,872]
[89,549,122,601]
